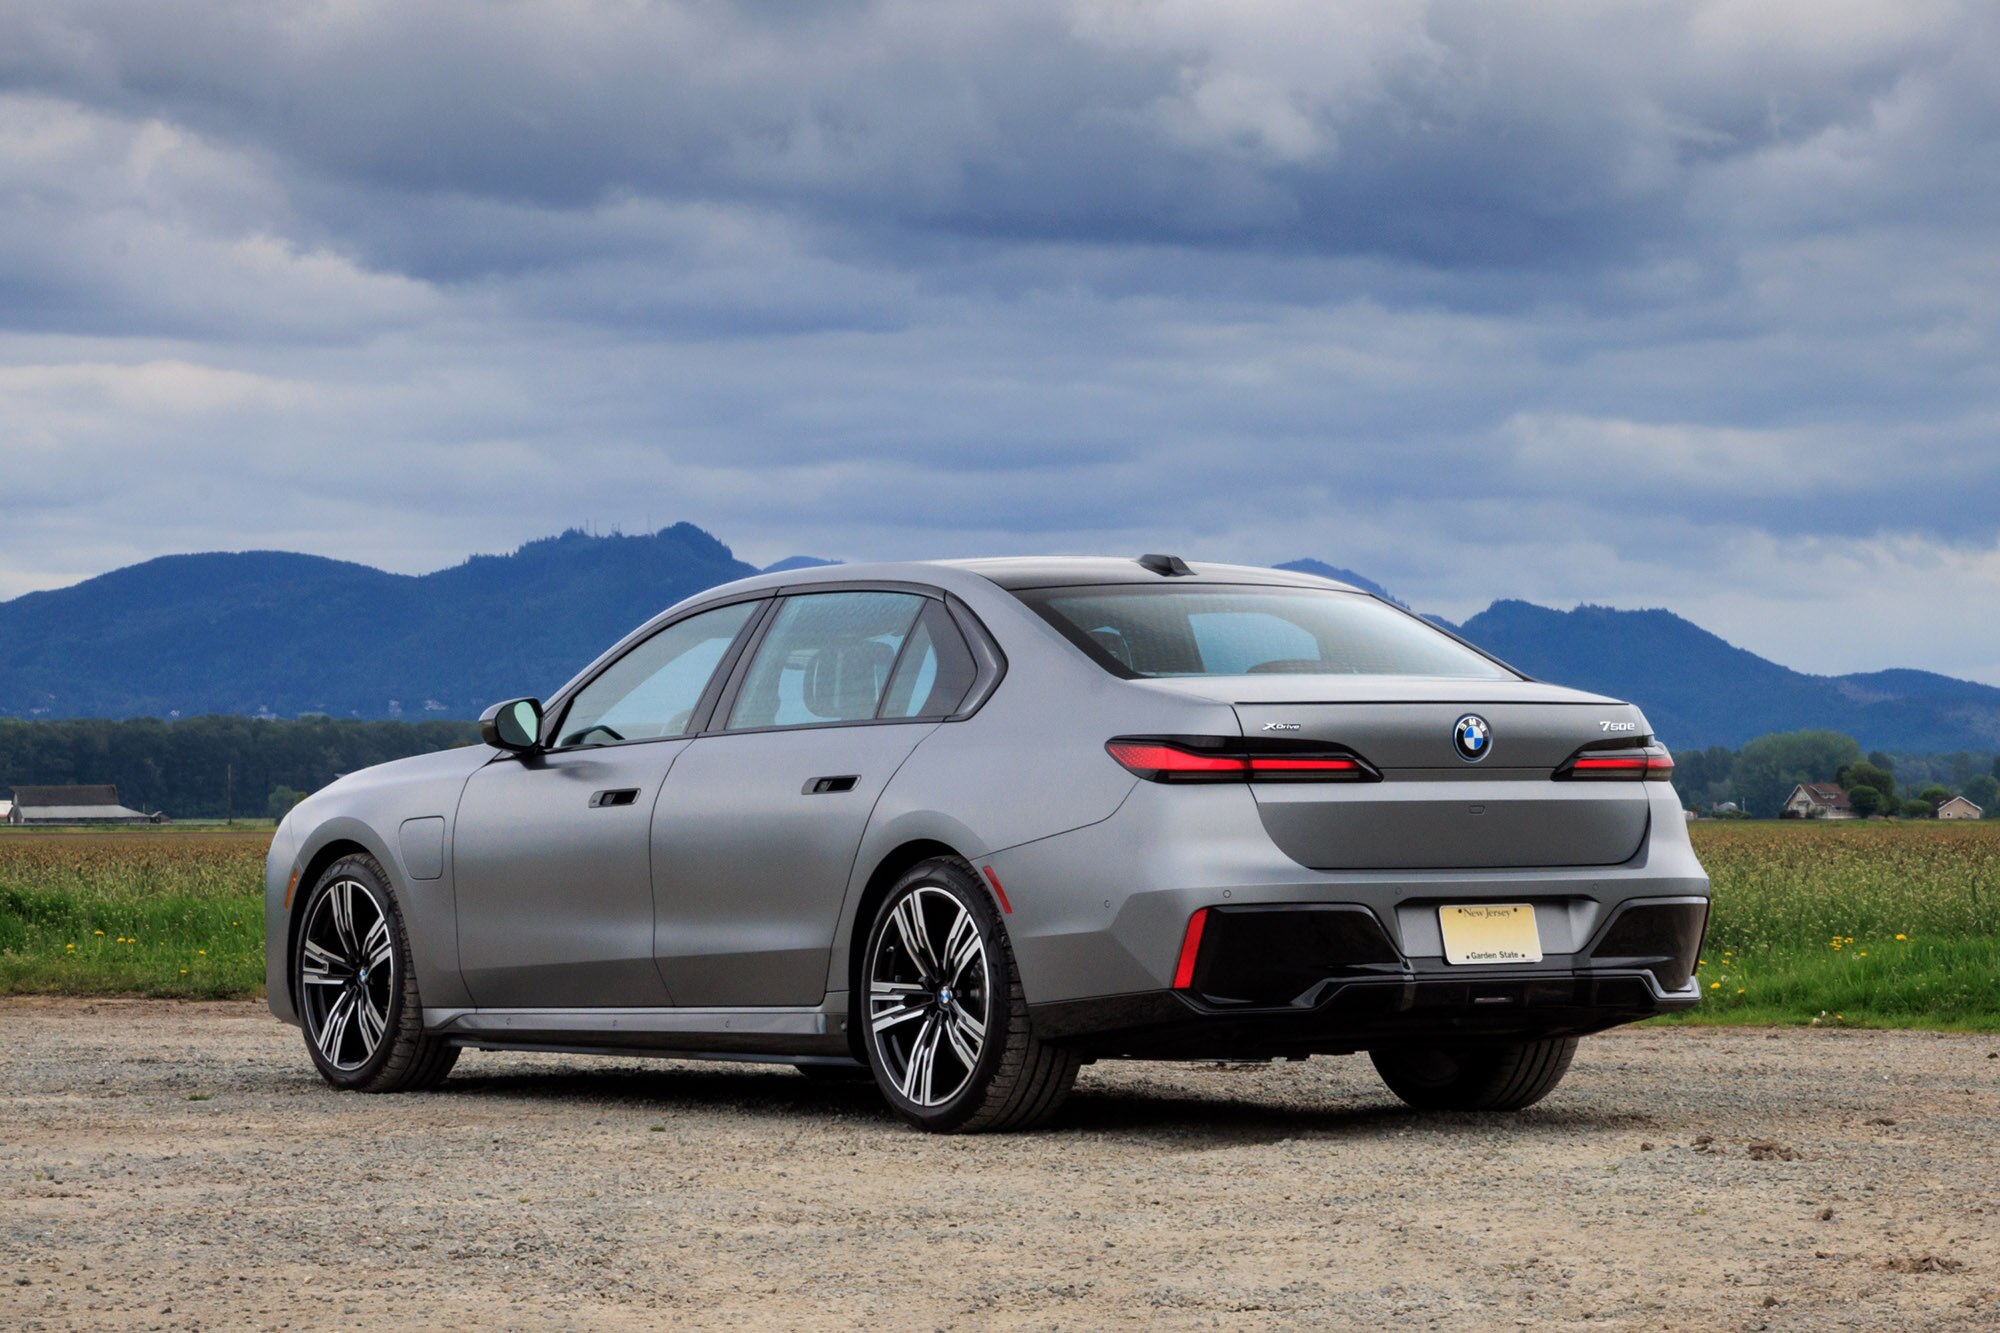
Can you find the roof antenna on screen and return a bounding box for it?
[1137,553,1194,577]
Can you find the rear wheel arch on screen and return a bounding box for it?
[844,839,971,1058]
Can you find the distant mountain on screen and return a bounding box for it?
[761,556,842,574]
[1456,601,2000,752]
[0,526,756,720]
[2,532,1996,752]
[1273,559,1407,608]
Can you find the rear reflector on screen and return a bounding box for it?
[1555,746,1675,781]
[1106,737,1377,783]
[980,865,1013,914]
[1173,908,1210,989]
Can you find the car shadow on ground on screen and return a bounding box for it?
[429,1058,1658,1145]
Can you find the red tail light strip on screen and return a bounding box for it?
[1105,738,1378,783]
[1556,748,1675,780]
[1173,908,1209,989]
[1105,741,1246,775]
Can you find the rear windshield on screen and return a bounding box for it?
[1016,584,1515,680]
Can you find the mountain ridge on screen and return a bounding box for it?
[2,528,1995,751]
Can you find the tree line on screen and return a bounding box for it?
[1671,730,2000,819]
[0,716,479,821]
[2,715,1994,824]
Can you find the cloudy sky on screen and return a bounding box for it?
[2,1,1998,682]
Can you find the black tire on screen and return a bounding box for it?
[860,857,1078,1133]
[1370,1036,1578,1112]
[294,853,459,1093]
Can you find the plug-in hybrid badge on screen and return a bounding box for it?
[1453,714,1491,762]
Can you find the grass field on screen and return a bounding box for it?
[0,828,266,998]
[1,820,1996,1028]
[1661,819,2000,1030]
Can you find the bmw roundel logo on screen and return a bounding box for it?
[1453,714,1492,763]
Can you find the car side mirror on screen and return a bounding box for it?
[479,698,545,754]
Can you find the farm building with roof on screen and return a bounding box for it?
[5,785,164,825]
[1782,783,1856,820]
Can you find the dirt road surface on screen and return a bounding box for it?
[2,999,1996,1330]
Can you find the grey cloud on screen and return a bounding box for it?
[0,3,1998,683]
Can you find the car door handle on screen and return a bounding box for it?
[589,788,640,808]
[803,775,859,795]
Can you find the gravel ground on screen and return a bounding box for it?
[2,1000,1997,1330]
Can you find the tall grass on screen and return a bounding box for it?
[0,830,265,998]
[1668,821,2000,1029]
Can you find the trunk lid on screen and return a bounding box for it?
[1141,677,1653,871]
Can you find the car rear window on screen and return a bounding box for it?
[1015,584,1515,680]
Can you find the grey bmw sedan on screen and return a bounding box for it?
[266,557,1708,1132]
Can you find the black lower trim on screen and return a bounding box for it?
[1032,969,1696,1058]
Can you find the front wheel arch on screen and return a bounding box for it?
[285,838,375,1012]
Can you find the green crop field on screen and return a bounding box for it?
[1664,819,2000,1030]
[1,820,1997,1028]
[0,828,266,998]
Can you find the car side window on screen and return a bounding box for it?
[726,592,924,730]
[556,600,759,747]
[881,601,979,719]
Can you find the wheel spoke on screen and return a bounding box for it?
[900,1014,943,1104]
[364,916,393,970]
[871,1001,929,1033]
[302,938,345,975]
[316,990,355,1062]
[943,908,981,987]
[331,881,358,954]
[949,1000,986,1045]
[891,896,938,976]
[356,988,387,1051]
[868,980,929,1033]
[942,1008,981,1068]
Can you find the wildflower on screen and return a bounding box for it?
[1895,934,1907,941]
[1858,951,1867,957]
[197,950,207,956]
[66,943,75,951]
[1736,988,1746,995]
[94,929,104,936]
[179,969,188,975]
[1709,982,1721,990]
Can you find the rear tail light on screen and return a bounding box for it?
[1554,744,1675,781]
[1106,737,1380,783]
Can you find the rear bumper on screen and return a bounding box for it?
[1031,968,1697,1058]
[1030,895,1705,1056]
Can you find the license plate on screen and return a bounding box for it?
[1438,903,1542,965]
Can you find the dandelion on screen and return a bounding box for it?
[93,929,104,936]
[179,969,188,975]
[1895,934,1908,941]
[66,943,75,951]
[1858,951,1867,957]
[1736,988,1746,995]
[197,950,207,956]
[1710,982,1721,990]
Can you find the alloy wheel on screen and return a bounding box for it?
[299,877,396,1071]
[867,886,991,1107]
